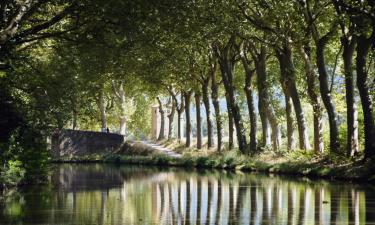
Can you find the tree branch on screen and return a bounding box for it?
[0,0,33,44]
[13,3,77,41]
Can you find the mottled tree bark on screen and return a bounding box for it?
[211,66,223,152]
[157,96,165,140]
[300,45,324,153]
[216,39,248,153]
[266,102,281,151]
[333,0,359,157]
[258,91,270,148]
[276,43,310,150]
[98,88,107,132]
[167,96,176,140]
[240,51,257,153]
[184,91,192,147]
[202,78,214,148]
[0,1,33,45]
[287,49,310,150]
[177,111,182,140]
[112,81,127,135]
[356,32,375,159]
[299,1,340,152]
[277,50,296,151]
[316,39,340,152]
[175,95,185,142]
[283,85,296,151]
[225,92,234,150]
[253,46,280,150]
[195,93,202,149]
[342,35,358,156]
[244,86,257,153]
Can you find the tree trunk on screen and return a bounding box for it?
[258,93,270,147]
[316,39,340,152]
[177,111,182,141]
[277,51,296,151]
[300,45,324,153]
[289,82,310,150]
[98,89,107,132]
[299,0,339,153]
[218,54,248,153]
[254,46,279,150]
[356,33,375,159]
[277,44,310,150]
[119,116,126,135]
[195,93,202,149]
[240,54,257,153]
[202,79,214,148]
[342,36,359,157]
[286,61,310,150]
[225,92,234,150]
[168,96,176,139]
[118,95,126,135]
[244,80,257,153]
[157,97,165,140]
[283,88,296,151]
[266,103,281,151]
[112,81,127,135]
[71,98,78,130]
[184,91,192,147]
[176,95,184,142]
[211,69,223,152]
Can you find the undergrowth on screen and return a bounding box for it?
[53,140,375,182]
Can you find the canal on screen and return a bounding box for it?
[1,164,374,224]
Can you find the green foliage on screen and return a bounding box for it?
[195,156,210,167]
[3,126,50,185]
[0,161,26,186]
[127,95,152,139]
[283,149,316,162]
[63,147,375,181]
[1,0,374,187]
[103,154,122,163]
[0,80,50,186]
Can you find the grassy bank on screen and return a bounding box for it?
[53,140,375,183]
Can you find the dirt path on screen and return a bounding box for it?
[139,141,182,158]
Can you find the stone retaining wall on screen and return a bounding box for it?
[51,129,124,159]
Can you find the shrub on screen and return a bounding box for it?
[180,156,196,167]
[1,126,50,185]
[104,154,122,163]
[0,160,26,186]
[152,155,171,165]
[196,156,210,167]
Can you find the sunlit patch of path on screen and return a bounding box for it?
[139,141,182,158]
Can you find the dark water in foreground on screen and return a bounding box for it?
[0,164,375,225]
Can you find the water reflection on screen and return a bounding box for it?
[0,164,374,225]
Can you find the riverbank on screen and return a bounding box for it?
[53,140,375,183]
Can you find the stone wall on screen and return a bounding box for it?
[51,129,124,159]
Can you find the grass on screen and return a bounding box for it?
[52,139,375,182]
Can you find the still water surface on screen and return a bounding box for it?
[1,164,375,225]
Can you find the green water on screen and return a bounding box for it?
[0,164,374,225]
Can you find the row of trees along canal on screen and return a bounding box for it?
[0,0,374,184]
[147,0,375,160]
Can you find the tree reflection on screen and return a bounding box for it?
[0,164,373,225]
